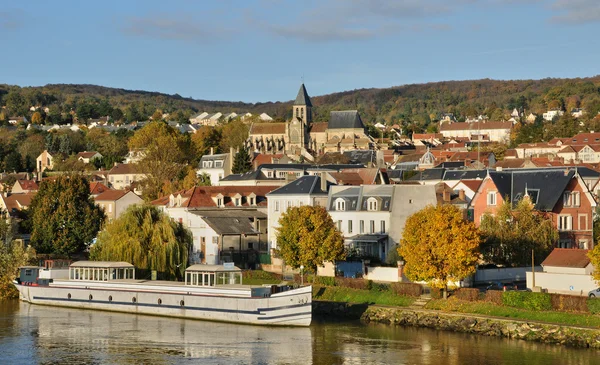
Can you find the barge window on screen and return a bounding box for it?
[180,300,185,307]
[109,296,112,302]
[132,297,137,303]
[68,293,71,300]
[89,294,93,301]
[158,298,162,305]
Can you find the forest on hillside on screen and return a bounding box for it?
[1,76,600,130]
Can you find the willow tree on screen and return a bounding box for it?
[479,199,557,267]
[90,205,192,280]
[276,206,345,273]
[398,205,480,299]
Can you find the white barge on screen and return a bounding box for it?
[13,261,312,327]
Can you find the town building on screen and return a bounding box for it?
[107,163,145,191]
[76,151,103,164]
[439,121,513,143]
[196,148,234,186]
[36,150,55,172]
[94,190,143,221]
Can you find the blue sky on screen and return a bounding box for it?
[1,0,599,103]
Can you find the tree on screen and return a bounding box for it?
[0,219,36,299]
[31,111,43,124]
[398,205,480,299]
[220,118,249,151]
[90,205,191,280]
[276,206,345,273]
[232,146,252,174]
[191,125,222,157]
[3,151,23,172]
[479,199,558,267]
[151,109,163,121]
[29,174,105,256]
[182,168,211,188]
[128,121,191,200]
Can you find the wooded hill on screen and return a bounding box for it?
[2,76,600,127]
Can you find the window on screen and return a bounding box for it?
[215,161,223,168]
[558,215,572,231]
[380,221,386,233]
[217,198,223,207]
[249,197,255,206]
[563,191,580,207]
[558,239,571,248]
[234,198,241,206]
[267,171,273,178]
[359,220,365,234]
[203,161,213,168]
[335,198,346,211]
[348,220,353,234]
[487,192,497,206]
[108,204,112,213]
[286,201,291,209]
[337,220,342,231]
[370,220,375,234]
[275,201,280,212]
[367,197,378,211]
[125,176,130,184]
[278,171,287,178]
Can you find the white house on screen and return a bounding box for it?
[76,151,103,164]
[543,109,564,121]
[439,121,513,143]
[266,175,331,252]
[196,148,234,186]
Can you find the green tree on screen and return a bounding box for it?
[3,151,23,172]
[191,125,222,157]
[276,206,345,273]
[219,118,248,151]
[90,204,191,280]
[480,199,558,267]
[232,146,252,174]
[398,205,480,299]
[0,219,37,299]
[29,174,105,256]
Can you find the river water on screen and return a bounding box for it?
[1,300,598,365]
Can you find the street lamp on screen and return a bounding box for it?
[300,265,304,286]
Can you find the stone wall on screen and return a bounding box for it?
[313,301,600,349]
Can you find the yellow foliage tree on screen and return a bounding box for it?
[398,205,480,298]
[31,111,43,124]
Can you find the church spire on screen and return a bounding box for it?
[294,83,312,107]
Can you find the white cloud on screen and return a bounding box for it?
[549,0,600,24]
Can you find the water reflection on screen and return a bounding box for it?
[0,301,598,365]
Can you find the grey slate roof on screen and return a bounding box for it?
[328,185,394,212]
[267,175,332,196]
[343,150,377,165]
[328,111,365,129]
[202,217,258,235]
[443,169,487,181]
[489,170,574,211]
[408,168,446,181]
[294,84,312,107]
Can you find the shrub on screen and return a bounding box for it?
[587,298,600,314]
[369,282,390,292]
[484,290,503,305]
[454,288,480,302]
[550,294,589,313]
[431,288,442,299]
[390,282,423,297]
[313,276,336,286]
[335,277,369,290]
[242,270,281,281]
[502,291,552,311]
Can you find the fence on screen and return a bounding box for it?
[526,271,597,296]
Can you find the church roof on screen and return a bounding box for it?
[249,122,286,135]
[294,83,312,107]
[328,111,365,129]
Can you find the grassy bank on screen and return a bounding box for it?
[313,286,415,307]
[426,298,600,328]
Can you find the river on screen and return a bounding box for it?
[0,300,598,365]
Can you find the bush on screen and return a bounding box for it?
[550,294,589,313]
[242,270,281,281]
[313,276,336,286]
[502,291,552,311]
[369,282,391,292]
[484,290,503,305]
[587,298,600,314]
[390,282,423,297]
[335,277,369,290]
[454,288,480,302]
[431,288,442,299]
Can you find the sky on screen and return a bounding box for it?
[1,0,599,103]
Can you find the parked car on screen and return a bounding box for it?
[588,288,600,298]
[486,282,518,291]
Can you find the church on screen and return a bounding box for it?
[246,84,372,157]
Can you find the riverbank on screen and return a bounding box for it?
[313,300,600,349]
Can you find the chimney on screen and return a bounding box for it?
[443,190,451,202]
[210,147,214,155]
[496,166,503,172]
[320,172,327,192]
[458,189,465,201]
[229,147,235,173]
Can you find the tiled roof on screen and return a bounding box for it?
[494,159,527,168]
[249,123,286,135]
[542,248,590,268]
[77,151,100,159]
[328,172,364,185]
[504,149,518,157]
[16,180,38,191]
[440,121,512,131]
[89,182,109,195]
[151,186,279,208]
[309,122,328,133]
[3,193,35,212]
[108,163,137,175]
[94,190,129,201]
[457,179,482,192]
[252,153,284,167]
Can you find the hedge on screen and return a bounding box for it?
[587,298,600,314]
[454,288,480,302]
[551,294,589,313]
[502,291,552,311]
[390,282,423,297]
[484,290,503,305]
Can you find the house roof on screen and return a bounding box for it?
[504,149,518,158]
[249,122,286,135]
[108,163,137,175]
[440,121,513,131]
[443,169,487,181]
[309,122,328,133]
[89,182,109,195]
[328,111,365,129]
[2,193,36,212]
[328,172,364,185]
[294,83,312,107]
[457,179,483,192]
[15,180,38,191]
[488,169,574,211]
[252,153,284,167]
[94,190,130,201]
[267,175,331,195]
[541,248,591,268]
[151,186,279,208]
[202,216,258,235]
[77,151,100,159]
[494,159,527,169]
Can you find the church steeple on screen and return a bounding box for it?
[294,83,312,107]
[293,83,312,125]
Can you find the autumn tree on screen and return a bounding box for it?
[90,204,191,280]
[479,199,557,267]
[31,111,43,124]
[0,219,36,299]
[398,205,480,299]
[29,174,105,256]
[219,118,248,151]
[128,121,191,200]
[191,125,222,158]
[232,146,252,174]
[151,109,163,121]
[276,206,345,273]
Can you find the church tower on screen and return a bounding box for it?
[288,83,313,151]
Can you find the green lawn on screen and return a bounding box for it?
[313,286,415,307]
[426,299,600,328]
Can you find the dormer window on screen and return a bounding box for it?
[215,160,223,168]
[367,197,378,211]
[214,193,224,208]
[232,193,242,207]
[335,198,346,211]
[203,161,213,168]
[169,194,175,207]
[248,193,257,206]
